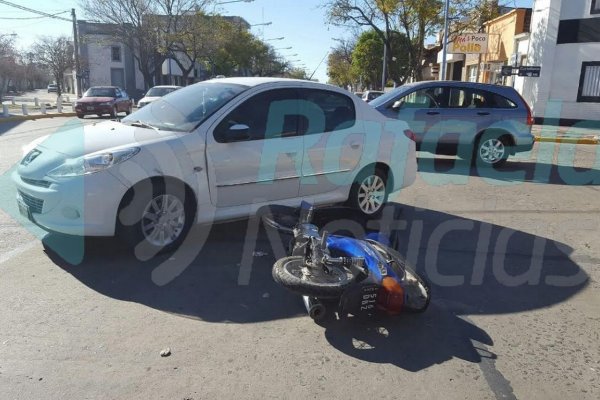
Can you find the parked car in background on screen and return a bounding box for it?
[137,85,182,108]
[74,86,133,119]
[13,77,416,252]
[47,84,58,93]
[362,90,384,102]
[370,81,535,167]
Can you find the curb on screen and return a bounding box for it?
[534,136,599,145]
[0,113,77,123]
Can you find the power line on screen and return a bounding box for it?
[0,11,69,20]
[0,0,72,22]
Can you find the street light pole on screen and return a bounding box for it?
[440,0,450,81]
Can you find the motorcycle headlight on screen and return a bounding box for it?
[48,147,140,178]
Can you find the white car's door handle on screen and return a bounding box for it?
[350,142,361,149]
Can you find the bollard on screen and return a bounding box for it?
[34,97,39,107]
[2,104,8,117]
[22,103,28,116]
[11,98,15,105]
[40,103,46,114]
[57,100,62,113]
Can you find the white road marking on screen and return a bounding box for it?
[0,240,38,266]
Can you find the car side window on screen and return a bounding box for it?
[214,89,300,143]
[448,88,491,108]
[490,93,517,108]
[298,89,356,134]
[395,89,440,109]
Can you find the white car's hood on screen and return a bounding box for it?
[18,120,180,179]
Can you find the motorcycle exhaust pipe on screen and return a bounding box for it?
[303,296,326,321]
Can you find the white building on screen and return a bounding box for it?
[77,21,145,98]
[521,0,600,123]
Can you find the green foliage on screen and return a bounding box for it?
[325,0,500,82]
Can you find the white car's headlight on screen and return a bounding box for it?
[48,147,140,178]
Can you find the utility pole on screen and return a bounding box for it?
[381,32,387,90]
[71,8,82,97]
[440,0,450,81]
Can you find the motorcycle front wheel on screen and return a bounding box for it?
[272,256,354,299]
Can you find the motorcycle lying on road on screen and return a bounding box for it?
[261,202,430,322]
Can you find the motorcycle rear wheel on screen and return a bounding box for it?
[272,256,354,299]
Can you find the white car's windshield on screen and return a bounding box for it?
[122,82,248,132]
[146,87,180,97]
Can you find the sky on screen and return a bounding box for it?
[1,0,533,84]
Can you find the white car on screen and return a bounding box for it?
[137,85,181,108]
[13,77,416,252]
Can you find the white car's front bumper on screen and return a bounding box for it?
[12,171,128,236]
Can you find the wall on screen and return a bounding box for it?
[521,0,600,121]
[521,0,562,119]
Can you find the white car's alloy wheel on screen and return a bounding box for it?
[479,138,506,164]
[141,194,186,247]
[357,175,386,215]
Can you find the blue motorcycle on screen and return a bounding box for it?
[263,202,430,322]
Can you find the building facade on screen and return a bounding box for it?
[462,8,532,85]
[521,0,600,122]
[77,21,144,98]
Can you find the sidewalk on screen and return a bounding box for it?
[1,89,76,122]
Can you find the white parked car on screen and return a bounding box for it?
[13,78,416,252]
[137,85,182,108]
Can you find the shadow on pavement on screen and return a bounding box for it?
[43,203,588,371]
[0,120,25,136]
[323,304,494,372]
[418,156,600,185]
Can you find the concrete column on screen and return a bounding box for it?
[57,99,62,113]
[21,104,28,116]
[34,98,39,107]
[2,104,8,117]
[40,103,46,114]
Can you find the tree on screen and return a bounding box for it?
[165,12,229,83]
[32,36,74,97]
[79,0,210,88]
[325,0,400,85]
[324,0,507,82]
[0,35,17,101]
[327,38,357,88]
[285,67,309,80]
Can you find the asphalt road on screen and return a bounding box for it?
[0,117,599,399]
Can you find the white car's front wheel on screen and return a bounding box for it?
[117,180,195,254]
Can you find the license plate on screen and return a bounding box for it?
[17,198,30,219]
[87,106,94,110]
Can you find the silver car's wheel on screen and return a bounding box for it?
[478,138,506,165]
[357,174,386,215]
[141,194,186,247]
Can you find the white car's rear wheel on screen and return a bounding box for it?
[348,167,388,217]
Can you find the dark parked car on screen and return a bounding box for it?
[370,81,535,167]
[75,86,133,119]
[47,84,58,93]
